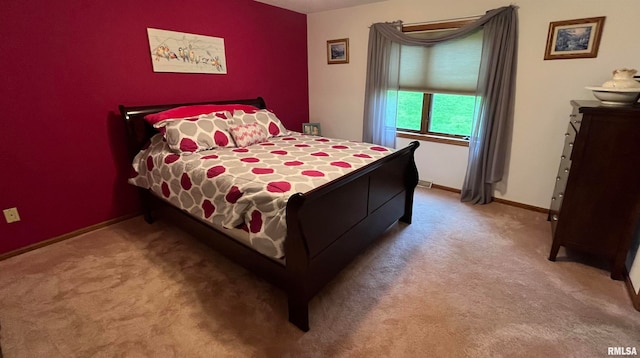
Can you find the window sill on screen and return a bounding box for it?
[396,131,469,147]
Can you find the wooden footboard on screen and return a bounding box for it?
[285,141,419,331]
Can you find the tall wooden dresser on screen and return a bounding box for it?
[548,100,640,280]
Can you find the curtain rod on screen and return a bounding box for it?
[402,14,482,27]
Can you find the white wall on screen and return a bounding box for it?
[307,0,640,292]
[397,137,469,188]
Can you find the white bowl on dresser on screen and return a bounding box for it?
[585,86,640,106]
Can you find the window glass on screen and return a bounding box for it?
[429,94,476,137]
[396,91,476,137]
[396,91,423,131]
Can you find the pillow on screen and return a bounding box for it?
[228,122,269,147]
[163,112,236,153]
[144,104,259,127]
[153,111,230,135]
[232,109,289,137]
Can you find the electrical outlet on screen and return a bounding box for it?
[3,207,21,223]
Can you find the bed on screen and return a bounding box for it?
[119,97,419,331]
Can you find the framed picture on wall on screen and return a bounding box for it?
[327,38,349,64]
[544,17,605,60]
[303,123,321,136]
[147,28,227,73]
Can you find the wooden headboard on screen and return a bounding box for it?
[118,97,267,159]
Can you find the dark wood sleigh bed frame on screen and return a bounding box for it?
[119,97,419,331]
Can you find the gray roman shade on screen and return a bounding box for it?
[399,30,483,95]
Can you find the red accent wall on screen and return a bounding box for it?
[0,0,308,254]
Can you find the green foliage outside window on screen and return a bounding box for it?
[396,91,476,137]
[396,91,423,131]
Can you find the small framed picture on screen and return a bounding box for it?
[327,38,349,64]
[303,123,321,136]
[544,17,605,60]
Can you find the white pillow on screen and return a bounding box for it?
[232,109,289,137]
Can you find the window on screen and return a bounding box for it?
[394,21,483,140]
[397,91,477,138]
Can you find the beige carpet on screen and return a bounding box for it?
[0,188,638,357]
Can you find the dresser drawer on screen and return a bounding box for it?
[549,122,576,214]
[569,112,582,132]
[549,163,569,237]
[550,159,570,213]
[561,123,577,161]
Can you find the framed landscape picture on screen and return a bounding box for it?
[544,17,605,60]
[327,38,349,64]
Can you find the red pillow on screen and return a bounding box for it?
[144,104,258,126]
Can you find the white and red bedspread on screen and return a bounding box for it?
[129,132,394,259]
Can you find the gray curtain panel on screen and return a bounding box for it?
[362,5,518,203]
[362,22,402,148]
[460,8,518,204]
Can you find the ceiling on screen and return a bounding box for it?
[254,0,387,14]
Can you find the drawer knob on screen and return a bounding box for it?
[558,193,564,198]
[569,142,574,147]
[565,133,570,137]
[556,176,561,181]
[564,168,569,173]
[561,155,566,160]
[552,215,558,221]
